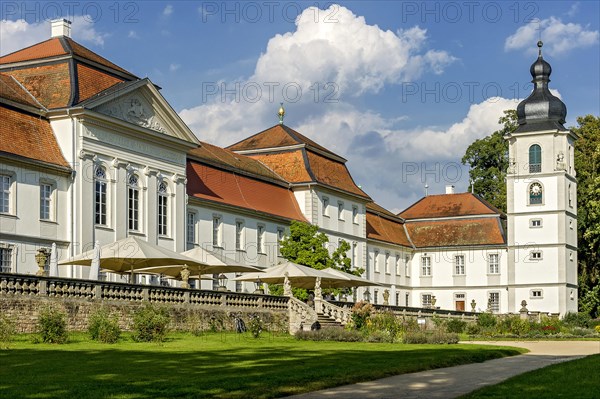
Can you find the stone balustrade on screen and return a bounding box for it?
[0,273,288,312]
[288,296,318,334]
[315,298,351,325]
[329,300,478,321]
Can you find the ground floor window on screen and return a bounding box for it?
[421,293,432,307]
[488,292,500,313]
[0,247,12,272]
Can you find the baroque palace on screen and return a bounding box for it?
[0,20,578,315]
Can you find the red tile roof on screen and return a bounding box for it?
[0,73,42,109]
[0,104,70,168]
[366,211,411,247]
[0,37,134,77]
[228,124,343,159]
[76,63,124,103]
[405,218,505,248]
[188,142,286,184]
[400,193,502,219]
[186,161,306,221]
[248,151,313,183]
[306,151,370,199]
[6,62,72,108]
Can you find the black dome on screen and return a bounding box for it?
[515,41,567,132]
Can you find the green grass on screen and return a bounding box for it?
[0,332,523,399]
[461,354,600,399]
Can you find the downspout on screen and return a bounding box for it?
[69,108,76,278]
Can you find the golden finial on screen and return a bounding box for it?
[278,102,285,125]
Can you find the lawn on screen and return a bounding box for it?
[461,353,600,399]
[0,332,523,399]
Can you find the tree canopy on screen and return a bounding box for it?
[461,110,516,213]
[572,115,600,318]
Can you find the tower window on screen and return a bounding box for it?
[529,182,543,205]
[529,219,542,228]
[529,144,541,173]
[530,251,543,260]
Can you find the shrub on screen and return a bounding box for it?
[295,328,363,342]
[465,323,480,335]
[0,314,16,349]
[563,312,592,328]
[37,305,68,344]
[427,331,459,344]
[247,313,263,338]
[350,301,373,330]
[595,325,600,334]
[88,308,121,344]
[477,312,497,328]
[402,331,428,344]
[365,331,390,343]
[366,311,401,342]
[132,304,170,342]
[446,319,467,333]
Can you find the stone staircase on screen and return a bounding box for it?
[316,312,344,328]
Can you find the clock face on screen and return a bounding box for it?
[530,183,542,195]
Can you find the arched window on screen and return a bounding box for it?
[529,144,541,173]
[157,181,168,236]
[529,182,543,205]
[128,175,140,231]
[94,166,107,225]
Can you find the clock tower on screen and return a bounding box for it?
[505,41,578,315]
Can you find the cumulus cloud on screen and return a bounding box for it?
[180,5,456,146]
[163,5,174,17]
[0,16,108,55]
[505,17,599,56]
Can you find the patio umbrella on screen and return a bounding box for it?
[59,236,207,280]
[232,261,346,289]
[48,242,59,277]
[320,267,383,288]
[137,246,262,278]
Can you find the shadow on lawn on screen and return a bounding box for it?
[0,339,521,399]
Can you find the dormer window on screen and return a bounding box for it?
[529,144,541,173]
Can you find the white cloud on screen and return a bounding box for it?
[169,63,180,72]
[180,5,456,146]
[566,3,580,18]
[0,17,108,55]
[128,30,139,39]
[505,17,599,56]
[163,5,174,16]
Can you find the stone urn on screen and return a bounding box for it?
[470,299,477,312]
[35,249,49,276]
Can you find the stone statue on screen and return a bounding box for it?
[314,277,322,300]
[556,151,566,171]
[470,299,477,312]
[180,265,190,289]
[382,289,390,305]
[283,272,292,297]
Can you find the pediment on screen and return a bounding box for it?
[89,80,199,145]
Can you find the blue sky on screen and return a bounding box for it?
[2,1,598,211]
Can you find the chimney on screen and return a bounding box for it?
[51,19,71,38]
[445,185,455,194]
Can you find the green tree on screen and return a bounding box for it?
[571,115,600,318]
[270,221,363,298]
[461,110,517,212]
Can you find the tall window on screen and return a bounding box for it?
[0,247,12,273]
[421,256,431,276]
[187,212,196,244]
[235,221,244,250]
[40,183,52,220]
[277,227,285,256]
[488,253,499,274]
[352,205,359,224]
[529,144,541,173]
[529,182,543,205]
[0,175,10,213]
[374,250,379,272]
[322,197,329,216]
[422,294,432,307]
[157,182,168,236]
[212,216,222,246]
[454,255,465,275]
[352,242,357,268]
[488,292,500,313]
[94,166,107,225]
[385,252,390,274]
[257,225,265,254]
[396,254,401,275]
[338,201,344,220]
[128,175,139,231]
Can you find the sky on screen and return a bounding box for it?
[1,1,599,212]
